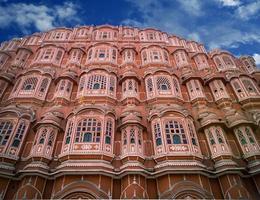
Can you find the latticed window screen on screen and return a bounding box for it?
[11,121,26,147]
[216,129,224,144]
[232,80,243,94]
[130,128,135,144]
[241,78,258,95]
[154,123,162,146]
[75,118,101,143]
[109,76,115,92]
[156,76,171,91]
[79,76,85,92]
[165,120,187,144]
[21,77,38,90]
[147,78,153,92]
[87,75,107,90]
[65,121,73,144]
[237,130,247,145]
[55,50,63,62]
[47,131,55,146]
[0,121,13,145]
[123,130,127,145]
[245,127,255,144]
[188,122,197,146]
[208,130,215,145]
[105,120,113,144]
[173,78,180,94]
[39,78,49,94]
[222,56,234,66]
[38,129,47,144]
[214,57,223,69]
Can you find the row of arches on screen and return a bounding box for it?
[1,42,250,74]
[1,67,259,104]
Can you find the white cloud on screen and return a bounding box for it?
[0,2,81,33]
[217,0,241,7]
[176,0,203,16]
[236,1,260,20]
[122,0,260,51]
[253,53,260,66]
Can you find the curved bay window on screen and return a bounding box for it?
[54,79,73,100]
[240,56,257,74]
[145,74,182,99]
[33,45,64,66]
[0,53,10,69]
[193,54,209,70]
[204,126,231,158]
[67,48,84,66]
[122,49,135,64]
[151,115,200,156]
[0,118,29,158]
[121,126,143,157]
[186,79,205,101]
[10,73,51,100]
[12,48,32,68]
[234,126,259,157]
[77,70,116,98]
[173,50,189,68]
[61,110,115,155]
[141,47,169,65]
[230,77,260,101]
[87,45,117,64]
[122,78,139,99]
[213,54,236,71]
[0,79,9,98]
[30,127,57,159]
[209,79,230,101]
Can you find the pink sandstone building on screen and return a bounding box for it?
[0,25,260,199]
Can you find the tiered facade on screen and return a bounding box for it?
[0,25,260,199]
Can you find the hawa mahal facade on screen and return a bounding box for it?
[0,25,260,199]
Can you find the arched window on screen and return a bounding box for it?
[235,126,259,156]
[241,78,258,95]
[47,131,55,146]
[188,122,197,146]
[65,121,73,144]
[0,121,14,145]
[142,51,148,63]
[216,129,224,144]
[38,78,49,96]
[147,78,153,92]
[11,121,26,147]
[22,77,38,91]
[208,130,215,145]
[79,76,85,92]
[237,130,247,145]
[123,130,127,145]
[173,77,181,96]
[105,120,113,144]
[165,120,187,144]
[157,76,171,91]
[214,57,224,70]
[38,129,47,144]
[75,118,101,143]
[130,128,135,144]
[109,76,115,92]
[153,123,162,146]
[222,55,235,67]
[209,80,229,100]
[245,127,255,144]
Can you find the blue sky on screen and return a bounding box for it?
[0,0,259,64]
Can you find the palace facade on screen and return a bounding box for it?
[0,25,260,199]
